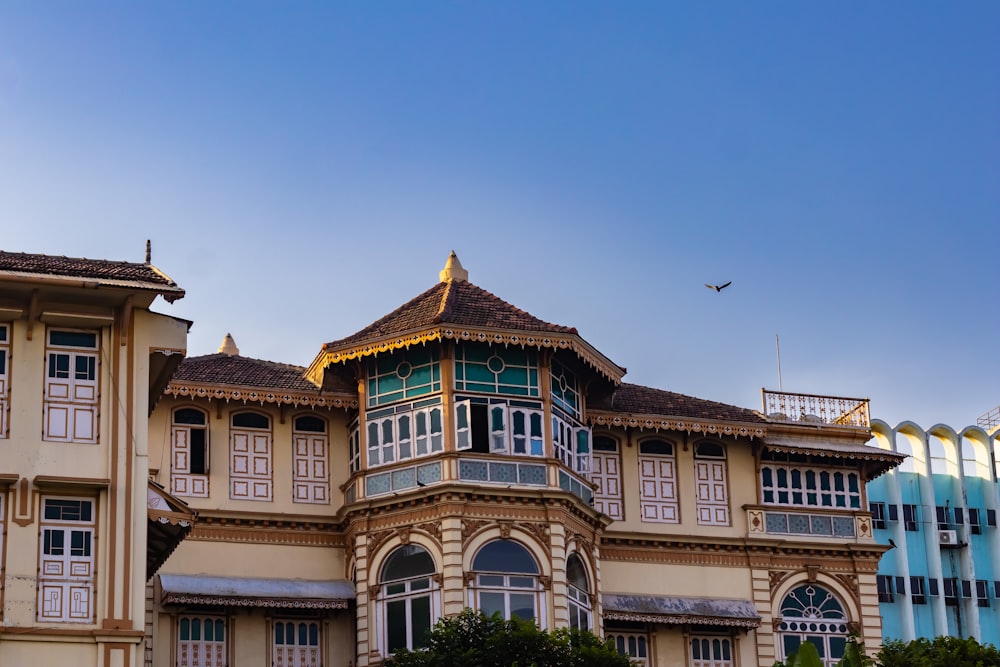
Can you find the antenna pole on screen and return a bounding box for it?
[776,334,783,392]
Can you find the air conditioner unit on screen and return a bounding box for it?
[939,529,959,547]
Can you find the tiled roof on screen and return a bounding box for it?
[0,250,184,300]
[324,279,577,350]
[172,354,320,391]
[603,383,767,424]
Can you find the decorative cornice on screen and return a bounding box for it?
[308,326,624,385]
[589,412,766,439]
[165,382,358,410]
[188,515,344,547]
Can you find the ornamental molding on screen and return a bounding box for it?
[313,326,624,384]
[589,412,766,439]
[602,611,760,629]
[160,593,348,610]
[165,382,358,410]
[188,516,343,547]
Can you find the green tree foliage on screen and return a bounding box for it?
[876,636,1000,667]
[772,636,873,667]
[383,609,635,667]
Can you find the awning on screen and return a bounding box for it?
[147,480,196,580]
[158,574,355,610]
[602,593,761,629]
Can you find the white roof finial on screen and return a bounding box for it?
[218,333,240,356]
[439,250,469,283]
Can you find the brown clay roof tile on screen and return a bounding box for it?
[602,383,766,424]
[0,250,184,300]
[325,279,576,349]
[173,354,320,392]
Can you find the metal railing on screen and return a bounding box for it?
[762,389,870,428]
[978,405,1000,432]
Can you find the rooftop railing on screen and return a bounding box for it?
[761,389,870,428]
[978,405,1000,432]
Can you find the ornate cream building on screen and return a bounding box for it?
[2,249,904,667]
[0,249,194,667]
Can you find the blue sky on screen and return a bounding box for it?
[1,2,997,429]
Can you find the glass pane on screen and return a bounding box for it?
[309,623,318,646]
[232,412,269,429]
[473,540,538,573]
[49,330,98,348]
[387,599,407,652]
[412,595,432,649]
[566,555,588,590]
[295,416,326,432]
[510,593,535,621]
[174,408,206,425]
[191,618,201,641]
[299,623,308,645]
[382,545,436,581]
[216,620,224,640]
[276,621,284,644]
[204,619,214,641]
[180,618,190,641]
[479,592,505,618]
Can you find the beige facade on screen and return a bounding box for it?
[1,250,903,667]
[0,250,191,667]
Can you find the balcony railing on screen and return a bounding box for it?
[978,405,1000,432]
[746,506,874,541]
[762,389,870,428]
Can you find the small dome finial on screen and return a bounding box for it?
[218,333,240,356]
[439,250,468,283]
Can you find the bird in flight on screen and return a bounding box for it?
[705,281,732,292]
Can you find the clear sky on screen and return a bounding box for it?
[1,2,997,429]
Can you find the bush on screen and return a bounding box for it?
[383,609,635,667]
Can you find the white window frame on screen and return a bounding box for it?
[455,400,546,458]
[43,328,99,444]
[368,405,444,468]
[292,416,330,505]
[230,412,273,501]
[171,407,210,498]
[273,619,320,667]
[695,442,730,526]
[379,545,441,655]
[592,437,623,520]
[760,464,862,510]
[566,554,592,631]
[469,541,545,626]
[0,323,9,438]
[178,615,226,667]
[607,631,650,665]
[349,422,361,472]
[639,440,679,523]
[690,635,734,667]
[37,496,95,623]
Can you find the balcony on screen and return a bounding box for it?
[746,505,874,541]
[761,389,870,428]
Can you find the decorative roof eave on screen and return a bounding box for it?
[602,611,761,628]
[589,411,767,439]
[159,593,348,610]
[762,443,905,479]
[306,325,626,385]
[0,269,186,303]
[164,381,359,411]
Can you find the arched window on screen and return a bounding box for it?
[472,540,542,623]
[230,411,272,501]
[778,584,849,666]
[639,439,678,523]
[293,415,329,504]
[695,441,729,526]
[171,407,209,497]
[381,545,438,654]
[566,554,591,630]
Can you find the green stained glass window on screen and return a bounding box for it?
[550,359,580,418]
[454,343,540,397]
[368,349,441,408]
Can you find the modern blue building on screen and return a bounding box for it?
[867,415,1000,643]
